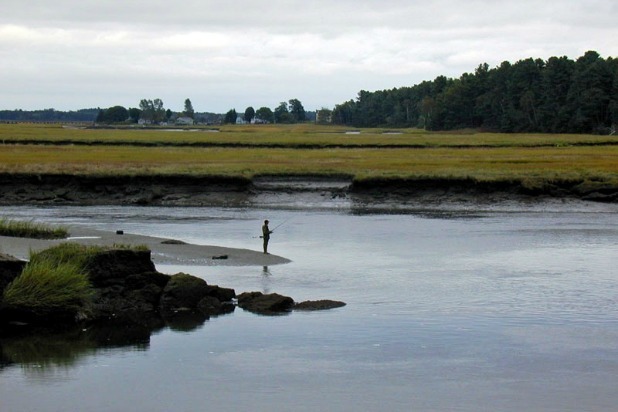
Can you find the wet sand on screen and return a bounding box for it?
[0,226,290,267]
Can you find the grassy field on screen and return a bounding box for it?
[0,123,616,185]
[1,123,617,148]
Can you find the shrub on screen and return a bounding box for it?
[2,258,93,316]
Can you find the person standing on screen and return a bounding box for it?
[262,219,273,254]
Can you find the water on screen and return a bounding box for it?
[1,202,617,412]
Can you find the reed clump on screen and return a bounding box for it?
[2,258,92,316]
[0,218,69,239]
[2,243,148,317]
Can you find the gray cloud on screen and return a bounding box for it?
[1,0,616,112]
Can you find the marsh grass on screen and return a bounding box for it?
[29,243,149,269]
[2,258,92,315]
[0,145,616,185]
[1,123,616,148]
[0,123,616,186]
[2,243,149,316]
[0,218,68,239]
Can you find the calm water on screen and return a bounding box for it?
[1,201,617,412]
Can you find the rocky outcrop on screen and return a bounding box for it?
[159,273,235,316]
[1,248,345,333]
[0,254,26,304]
[236,292,347,315]
[237,292,295,315]
[0,248,237,329]
[85,249,157,286]
[294,300,347,311]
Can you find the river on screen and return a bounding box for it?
[1,200,617,412]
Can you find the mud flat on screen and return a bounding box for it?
[0,226,290,267]
[0,173,616,208]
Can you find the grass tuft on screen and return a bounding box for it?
[0,218,68,239]
[2,243,149,316]
[2,258,93,315]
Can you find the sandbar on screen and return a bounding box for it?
[0,226,290,267]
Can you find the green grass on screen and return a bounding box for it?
[2,258,92,316]
[1,123,616,148]
[29,243,150,269]
[0,218,69,239]
[0,123,616,187]
[2,243,150,316]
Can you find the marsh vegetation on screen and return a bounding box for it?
[0,124,616,191]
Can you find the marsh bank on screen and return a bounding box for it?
[0,173,616,206]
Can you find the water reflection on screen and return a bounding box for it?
[0,307,236,372]
[261,266,272,294]
[0,323,152,375]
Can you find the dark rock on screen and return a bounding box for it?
[237,292,295,314]
[124,272,170,290]
[212,254,228,260]
[85,249,156,286]
[159,273,210,312]
[0,253,26,300]
[205,284,235,302]
[161,239,186,245]
[294,300,346,311]
[87,268,170,325]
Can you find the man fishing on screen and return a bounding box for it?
[262,219,273,254]
[261,218,290,254]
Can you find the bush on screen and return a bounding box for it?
[2,258,93,315]
[29,243,103,270]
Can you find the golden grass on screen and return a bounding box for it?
[0,144,616,183]
[1,123,616,148]
[0,123,616,185]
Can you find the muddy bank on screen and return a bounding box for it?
[0,173,616,206]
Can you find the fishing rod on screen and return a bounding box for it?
[270,218,291,232]
[253,218,292,238]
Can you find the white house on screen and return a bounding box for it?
[176,116,194,126]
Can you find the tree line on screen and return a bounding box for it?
[331,50,618,134]
[0,108,99,122]
[224,99,309,124]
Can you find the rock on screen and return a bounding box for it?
[205,284,235,302]
[212,254,228,260]
[294,300,346,311]
[237,292,295,314]
[0,253,26,300]
[85,249,156,287]
[159,273,210,312]
[91,271,171,326]
[161,239,186,245]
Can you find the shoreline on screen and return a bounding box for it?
[0,226,290,267]
[0,173,616,206]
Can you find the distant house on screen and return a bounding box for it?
[236,116,246,125]
[176,116,194,126]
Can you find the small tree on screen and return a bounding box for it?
[255,107,274,123]
[224,109,238,124]
[128,108,141,123]
[184,98,195,118]
[289,98,306,122]
[139,98,166,124]
[96,106,128,123]
[244,106,255,123]
[274,101,292,123]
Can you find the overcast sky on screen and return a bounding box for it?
[1,0,617,113]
